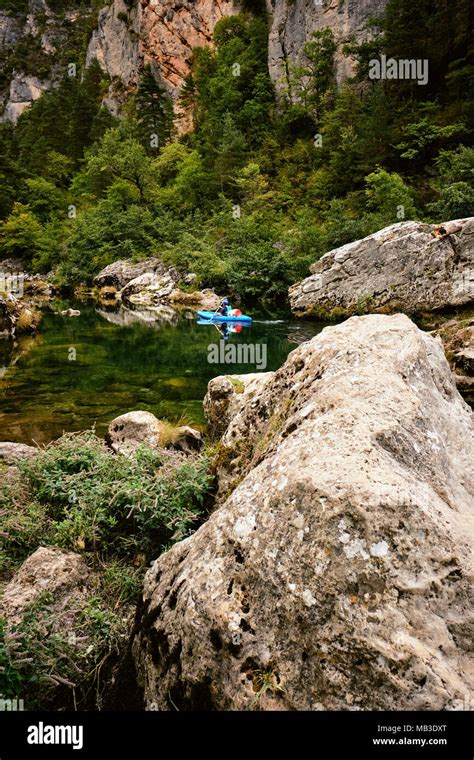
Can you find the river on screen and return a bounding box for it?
[0,301,329,444]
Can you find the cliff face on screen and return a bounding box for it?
[85,0,240,116]
[139,0,240,95]
[1,0,386,123]
[266,0,387,93]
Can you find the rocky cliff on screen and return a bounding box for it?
[0,0,81,123]
[1,0,386,122]
[133,314,474,710]
[266,0,387,94]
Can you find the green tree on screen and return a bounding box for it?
[289,28,336,125]
[134,65,175,152]
[72,126,151,201]
[364,168,417,223]
[0,203,46,261]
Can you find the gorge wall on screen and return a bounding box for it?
[1,0,387,123]
[266,0,387,93]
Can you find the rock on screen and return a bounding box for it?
[0,296,15,335]
[105,411,202,456]
[204,373,273,438]
[169,288,222,310]
[120,271,178,305]
[133,314,474,711]
[0,441,38,465]
[60,308,81,317]
[434,313,474,407]
[183,273,198,286]
[169,426,203,455]
[1,73,50,125]
[289,219,474,317]
[106,411,163,455]
[85,0,140,116]
[0,295,40,336]
[0,258,23,273]
[94,258,174,290]
[0,547,91,628]
[137,0,239,128]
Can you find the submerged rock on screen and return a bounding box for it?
[289,218,474,317]
[133,314,474,711]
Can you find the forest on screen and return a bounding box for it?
[0,0,472,305]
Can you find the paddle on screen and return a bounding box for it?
[203,304,223,320]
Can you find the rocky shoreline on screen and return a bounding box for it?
[1,218,473,711]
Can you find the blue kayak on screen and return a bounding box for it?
[197,310,252,324]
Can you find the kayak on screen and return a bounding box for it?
[197,310,252,324]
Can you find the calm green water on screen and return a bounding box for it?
[0,301,326,445]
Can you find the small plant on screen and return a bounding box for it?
[227,377,245,394]
[248,667,285,710]
[0,592,75,706]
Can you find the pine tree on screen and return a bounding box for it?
[135,65,175,153]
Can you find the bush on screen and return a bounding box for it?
[1,431,212,564]
[427,182,474,220]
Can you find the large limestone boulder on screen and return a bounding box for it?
[133,314,474,711]
[289,219,474,317]
[120,271,179,305]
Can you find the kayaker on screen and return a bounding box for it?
[218,298,231,316]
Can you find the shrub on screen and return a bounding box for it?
[1,431,212,564]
